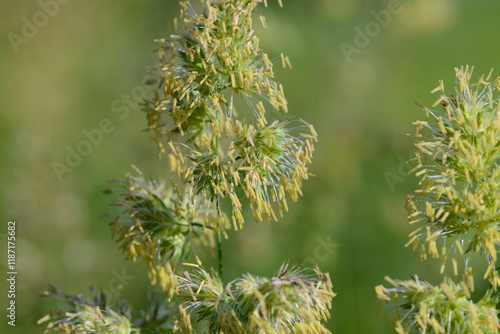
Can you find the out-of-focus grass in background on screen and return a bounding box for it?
[1,0,500,333]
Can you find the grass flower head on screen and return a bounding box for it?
[376,275,499,334]
[174,262,335,334]
[406,66,500,286]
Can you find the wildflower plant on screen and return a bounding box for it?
[39,286,133,334]
[376,66,500,333]
[40,1,334,333]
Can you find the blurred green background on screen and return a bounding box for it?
[1,0,500,333]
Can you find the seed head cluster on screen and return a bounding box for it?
[406,66,500,286]
[377,66,500,333]
[108,171,213,290]
[143,0,317,234]
[41,1,333,333]
[376,275,499,334]
[40,286,132,334]
[174,262,334,334]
